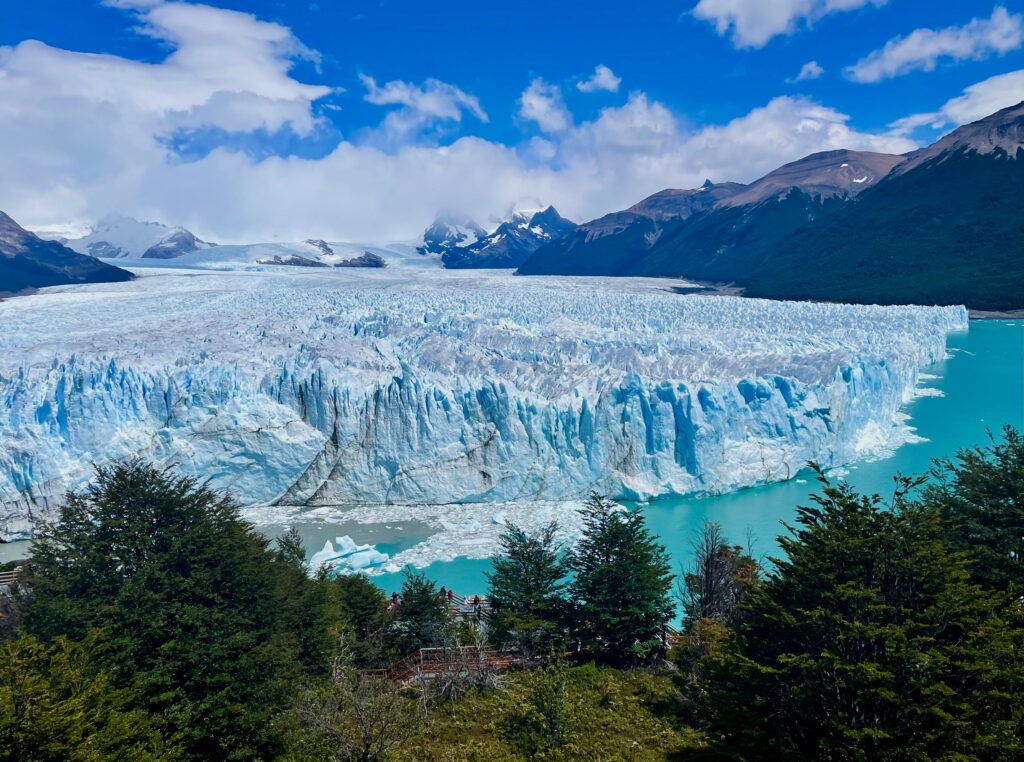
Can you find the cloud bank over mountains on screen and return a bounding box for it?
[0,0,1018,242]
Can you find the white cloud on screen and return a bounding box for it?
[0,0,923,243]
[888,69,1024,135]
[359,74,487,146]
[519,79,572,133]
[846,6,1024,83]
[788,60,825,82]
[692,0,887,49]
[360,75,487,122]
[577,64,622,93]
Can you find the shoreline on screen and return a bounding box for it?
[969,309,1024,320]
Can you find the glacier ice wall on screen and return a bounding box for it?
[0,269,967,540]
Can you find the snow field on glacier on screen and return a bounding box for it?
[0,265,967,540]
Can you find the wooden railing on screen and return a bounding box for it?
[0,569,22,595]
[364,645,517,684]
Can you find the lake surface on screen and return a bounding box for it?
[2,320,1021,589]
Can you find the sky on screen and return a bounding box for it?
[1,0,1022,242]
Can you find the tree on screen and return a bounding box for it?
[567,494,674,664]
[287,639,424,762]
[0,635,172,762]
[276,527,308,568]
[26,461,316,762]
[925,425,1024,596]
[486,521,568,659]
[332,573,390,668]
[697,468,1024,761]
[500,663,576,759]
[674,522,760,721]
[386,569,451,658]
[679,521,759,628]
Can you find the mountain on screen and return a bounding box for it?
[417,212,487,256]
[0,211,133,294]
[628,149,906,280]
[730,102,1024,310]
[521,150,902,278]
[440,206,576,269]
[518,104,1024,310]
[64,214,214,259]
[517,182,745,276]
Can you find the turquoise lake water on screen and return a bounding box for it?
[2,321,1021,589]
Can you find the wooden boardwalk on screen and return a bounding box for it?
[364,646,517,685]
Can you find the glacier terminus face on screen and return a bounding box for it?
[0,265,967,541]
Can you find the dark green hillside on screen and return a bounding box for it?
[735,147,1024,310]
[630,189,848,280]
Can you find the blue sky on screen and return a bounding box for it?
[1,0,1021,240]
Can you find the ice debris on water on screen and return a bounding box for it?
[308,536,389,572]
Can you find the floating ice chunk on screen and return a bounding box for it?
[308,536,389,573]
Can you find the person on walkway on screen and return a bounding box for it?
[447,588,454,603]
[439,586,447,601]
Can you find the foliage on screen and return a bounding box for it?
[26,461,324,762]
[331,573,391,668]
[500,663,576,758]
[486,521,568,659]
[0,635,172,762]
[925,425,1024,596]
[391,665,699,761]
[694,466,1024,761]
[567,495,675,664]
[284,640,424,762]
[386,569,452,658]
[679,521,760,627]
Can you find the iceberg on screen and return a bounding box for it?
[308,535,390,573]
[0,266,967,540]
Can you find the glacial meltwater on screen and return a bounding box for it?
[1,321,1021,591]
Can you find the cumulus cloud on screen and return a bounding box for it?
[359,74,487,145]
[888,69,1024,135]
[577,64,622,93]
[846,6,1024,82]
[519,79,573,132]
[0,0,924,242]
[692,0,887,49]
[788,60,825,82]
[361,75,487,122]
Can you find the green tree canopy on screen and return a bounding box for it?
[925,425,1024,596]
[0,635,172,762]
[331,572,390,668]
[698,468,1024,761]
[486,521,568,657]
[386,569,451,657]
[26,461,321,762]
[567,494,674,664]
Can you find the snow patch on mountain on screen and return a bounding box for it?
[65,215,214,259]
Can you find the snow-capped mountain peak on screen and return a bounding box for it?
[438,205,575,269]
[64,214,214,259]
[416,212,488,256]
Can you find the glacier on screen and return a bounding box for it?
[0,264,967,541]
